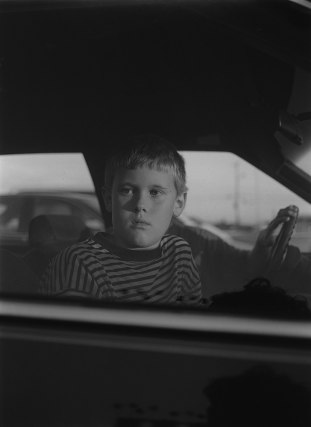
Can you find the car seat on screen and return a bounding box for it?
[23,214,91,279]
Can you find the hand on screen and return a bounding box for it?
[249,205,299,275]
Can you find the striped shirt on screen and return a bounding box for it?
[41,233,202,304]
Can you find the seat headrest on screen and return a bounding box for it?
[28,214,90,247]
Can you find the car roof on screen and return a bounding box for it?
[1,0,310,203]
[1,0,310,149]
[0,191,101,210]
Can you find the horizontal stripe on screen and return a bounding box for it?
[40,234,202,304]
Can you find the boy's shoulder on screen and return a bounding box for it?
[55,235,106,259]
[161,233,192,252]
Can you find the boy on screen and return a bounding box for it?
[41,135,202,304]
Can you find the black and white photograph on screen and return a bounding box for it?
[0,0,311,425]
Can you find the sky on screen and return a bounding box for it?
[182,152,311,225]
[0,153,94,193]
[0,151,310,226]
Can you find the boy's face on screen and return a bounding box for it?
[104,166,186,250]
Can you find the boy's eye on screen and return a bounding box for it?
[119,187,133,196]
[150,189,162,197]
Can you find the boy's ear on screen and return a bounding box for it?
[173,192,187,218]
[102,187,112,212]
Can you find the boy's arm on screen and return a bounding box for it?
[171,209,310,297]
[248,205,311,293]
[178,245,203,305]
[170,222,250,296]
[262,246,311,296]
[40,247,100,299]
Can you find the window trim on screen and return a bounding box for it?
[1,298,311,341]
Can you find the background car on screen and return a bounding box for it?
[0,191,105,254]
[0,189,251,255]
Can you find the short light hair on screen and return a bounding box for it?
[104,135,187,195]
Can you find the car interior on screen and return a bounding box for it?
[0,0,311,426]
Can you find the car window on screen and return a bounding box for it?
[0,153,96,194]
[0,197,22,231]
[33,199,73,217]
[1,150,311,318]
[0,153,106,294]
[181,151,311,253]
[163,150,311,312]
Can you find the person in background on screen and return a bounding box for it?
[170,204,311,301]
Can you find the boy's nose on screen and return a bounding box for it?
[134,206,146,213]
[134,192,148,212]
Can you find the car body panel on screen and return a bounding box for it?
[1,297,311,426]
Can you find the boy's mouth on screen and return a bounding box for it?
[132,219,151,227]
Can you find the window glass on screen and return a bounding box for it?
[0,151,310,320]
[169,151,311,313]
[0,153,105,295]
[0,198,21,231]
[33,199,73,217]
[0,153,95,194]
[181,151,311,253]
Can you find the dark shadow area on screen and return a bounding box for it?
[207,278,311,320]
[204,365,311,427]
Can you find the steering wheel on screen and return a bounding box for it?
[270,207,299,266]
